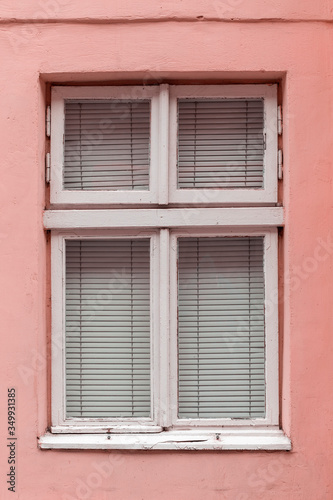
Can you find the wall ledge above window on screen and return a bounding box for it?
[39,429,291,451]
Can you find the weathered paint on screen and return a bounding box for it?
[0,1,332,498]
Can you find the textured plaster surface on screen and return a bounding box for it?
[0,2,333,499]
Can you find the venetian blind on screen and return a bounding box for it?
[63,101,150,191]
[178,237,265,419]
[177,99,265,189]
[65,239,151,418]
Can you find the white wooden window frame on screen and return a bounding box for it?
[169,228,279,428]
[50,84,277,206]
[50,86,162,205]
[169,84,278,204]
[42,83,290,450]
[48,224,286,444]
[51,229,163,433]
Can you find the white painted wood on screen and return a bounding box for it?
[170,85,278,99]
[158,229,171,427]
[169,91,178,202]
[52,86,160,101]
[169,233,179,425]
[51,233,66,427]
[149,92,160,203]
[151,234,161,426]
[44,207,284,229]
[39,429,291,451]
[264,229,280,425]
[158,84,169,205]
[50,86,160,205]
[169,84,278,204]
[168,189,278,204]
[50,90,65,204]
[51,425,163,434]
[264,86,278,198]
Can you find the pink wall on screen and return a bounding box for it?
[0,1,333,498]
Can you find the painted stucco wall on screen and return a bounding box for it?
[0,1,333,498]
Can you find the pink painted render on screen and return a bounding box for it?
[0,0,332,21]
[0,1,333,498]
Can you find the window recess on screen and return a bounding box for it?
[43,83,289,451]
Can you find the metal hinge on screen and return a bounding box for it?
[277,105,282,135]
[278,149,283,180]
[45,153,51,183]
[46,106,51,137]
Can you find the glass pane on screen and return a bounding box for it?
[64,100,150,191]
[177,99,264,189]
[178,237,265,419]
[65,238,151,419]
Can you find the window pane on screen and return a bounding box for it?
[64,101,150,191]
[177,99,264,189]
[65,239,151,419]
[178,237,265,419]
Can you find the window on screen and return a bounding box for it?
[41,84,290,450]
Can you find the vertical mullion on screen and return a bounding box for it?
[158,84,169,205]
[79,103,83,190]
[158,229,171,427]
[130,103,134,190]
[245,100,249,187]
[194,102,198,189]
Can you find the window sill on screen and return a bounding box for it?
[39,429,291,451]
